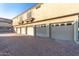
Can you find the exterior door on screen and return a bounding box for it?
[36,24,49,37]
[27,26,34,36]
[51,23,74,41]
[21,27,27,35]
[17,27,21,34]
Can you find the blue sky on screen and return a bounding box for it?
[0,3,37,19]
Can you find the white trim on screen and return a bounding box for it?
[59,24,61,26]
[74,19,79,44]
[64,23,67,25]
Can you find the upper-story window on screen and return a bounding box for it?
[27,11,32,19]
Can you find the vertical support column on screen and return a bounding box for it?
[49,24,51,39]
[26,26,27,35]
[34,25,36,37]
[46,24,50,38]
[74,16,78,43]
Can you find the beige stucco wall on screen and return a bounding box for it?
[14,15,78,27]
[13,18,19,25]
[33,3,79,21]
[13,3,79,26]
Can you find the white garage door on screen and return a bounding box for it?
[36,24,49,37]
[27,26,34,36]
[21,27,27,35]
[17,27,21,34]
[14,28,16,32]
[51,23,74,41]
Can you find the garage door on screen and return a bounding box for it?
[21,27,27,35]
[14,27,16,32]
[17,27,21,34]
[36,24,49,37]
[51,23,74,41]
[27,26,34,36]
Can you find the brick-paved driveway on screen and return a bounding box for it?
[0,33,79,56]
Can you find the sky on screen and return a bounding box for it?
[0,3,37,19]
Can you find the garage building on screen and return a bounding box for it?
[12,3,79,43]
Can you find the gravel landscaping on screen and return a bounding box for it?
[0,33,79,56]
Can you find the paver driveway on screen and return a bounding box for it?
[0,33,79,56]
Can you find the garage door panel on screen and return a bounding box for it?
[51,25,74,41]
[17,27,21,34]
[21,27,26,35]
[36,27,47,37]
[27,27,34,36]
[36,25,49,37]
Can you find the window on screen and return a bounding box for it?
[67,23,72,25]
[55,24,59,26]
[41,24,46,27]
[61,23,65,26]
[51,24,54,27]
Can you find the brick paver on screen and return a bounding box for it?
[0,33,79,56]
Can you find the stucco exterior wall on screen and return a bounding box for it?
[13,18,18,26]
[13,3,79,25]
[14,15,78,27]
[33,3,79,21]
